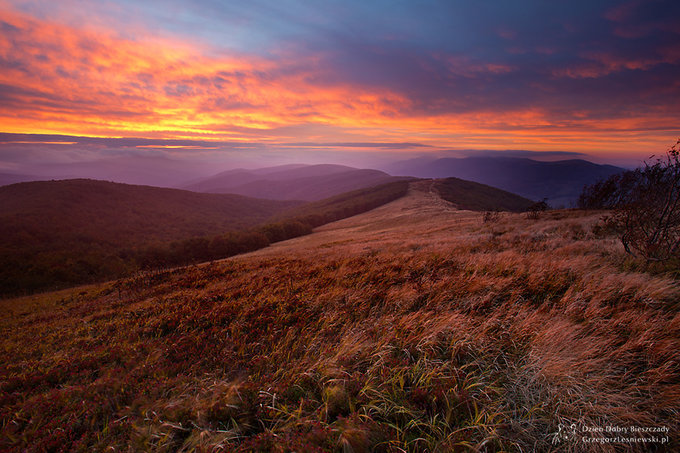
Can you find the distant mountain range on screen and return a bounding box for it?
[0,155,217,188]
[184,164,408,201]
[384,156,625,207]
[1,156,626,207]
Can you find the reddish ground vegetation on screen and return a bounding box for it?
[1,184,678,451]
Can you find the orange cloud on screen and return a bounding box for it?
[0,6,676,158]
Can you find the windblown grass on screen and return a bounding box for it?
[1,183,678,451]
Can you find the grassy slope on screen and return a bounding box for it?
[1,182,678,451]
[433,177,535,212]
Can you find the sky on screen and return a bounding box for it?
[1,0,679,172]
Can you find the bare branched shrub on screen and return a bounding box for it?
[525,199,548,220]
[577,171,639,210]
[580,139,680,264]
[618,142,680,262]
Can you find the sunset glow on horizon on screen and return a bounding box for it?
[1,0,679,166]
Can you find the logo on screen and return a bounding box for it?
[553,423,578,444]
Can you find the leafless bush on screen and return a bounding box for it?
[581,139,680,265]
[616,142,680,263]
[526,199,548,220]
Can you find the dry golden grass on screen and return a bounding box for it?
[1,181,678,451]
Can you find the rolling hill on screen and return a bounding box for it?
[0,179,412,295]
[0,179,301,249]
[0,179,300,294]
[184,163,406,200]
[385,156,625,207]
[1,182,677,451]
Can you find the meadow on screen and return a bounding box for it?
[1,182,678,451]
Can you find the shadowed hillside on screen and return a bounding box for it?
[0,179,301,247]
[1,183,677,451]
[432,177,535,212]
[0,179,299,295]
[185,164,405,201]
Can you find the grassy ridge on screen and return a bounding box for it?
[280,179,411,227]
[0,179,410,296]
[1,208,677,451]
[131,180,410,270]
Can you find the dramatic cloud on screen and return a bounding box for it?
[1,0,679,164]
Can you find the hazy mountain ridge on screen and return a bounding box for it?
[3,157,626,208]
[1,155,218,188]
[385,156,625,207]
[0,172,44,186]
[184,164,358,191]
[184,164,407,201]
